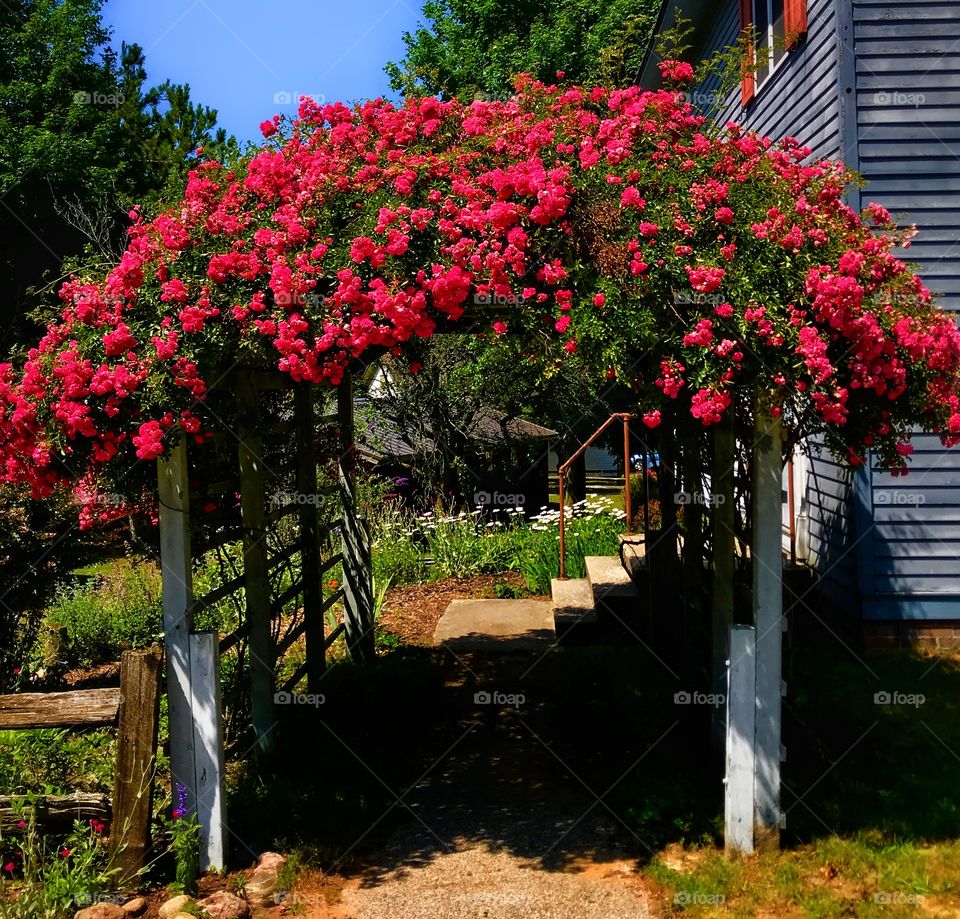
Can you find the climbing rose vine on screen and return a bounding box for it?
[2,62,960,523]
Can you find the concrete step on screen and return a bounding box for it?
[551,577,599,644]
[433,599,556,651]
[585,555,639,603]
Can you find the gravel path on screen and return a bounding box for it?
[339,847,651,918]
[334,651,654,919]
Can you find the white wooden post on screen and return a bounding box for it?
[188,632,227,870]
[752,406,785,850]
[157,439,197,821]
[725,625,756,855]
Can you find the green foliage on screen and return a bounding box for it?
[162,787,201,894]
[38,559,163,669]
[0,729,114,796]
[36,555,230,671]
[0,0,234,353]
[369,497,624,591]
[516,498,625,593]
[0,804,116,918]
[386,0,661,98]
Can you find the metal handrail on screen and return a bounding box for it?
[557,412,634,580]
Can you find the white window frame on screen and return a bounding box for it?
[752,0,788,94]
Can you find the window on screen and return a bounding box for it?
[753,0,787,87]
[739,0,807,106]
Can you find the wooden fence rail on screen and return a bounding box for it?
[0,646,162,882]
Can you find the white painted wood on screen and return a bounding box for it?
[188,632,228,871]
[157,441,198,819]
[725,625,756,855]
[752,407,784,850]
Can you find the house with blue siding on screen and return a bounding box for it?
[641,0,960,632]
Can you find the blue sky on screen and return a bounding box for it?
[102,0,425,143]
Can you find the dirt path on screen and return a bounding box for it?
[299,650,655,918]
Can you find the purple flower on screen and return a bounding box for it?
[173,782,188,819]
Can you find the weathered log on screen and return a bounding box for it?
[0,793,110,830]
[0,688,120,729]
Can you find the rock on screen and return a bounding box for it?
[242,851,288,907]
[196,890,251,919]
[75,905,124,919]
[158,895,193,919]
[121,898,147,916]
[254,851,287,874]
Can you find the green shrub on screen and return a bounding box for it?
[41,560,163,668]
[0,804,117,918]
[372,536,426,586]
[40,555,233,670]
[0,729,114,796]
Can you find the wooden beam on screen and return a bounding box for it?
[295,382,326,693]
[237,374,277,755]
[110,647,162,882]
[0,794,109,831]
[752,405,785,851]
[725,625,756,855]
[338,369,375,663]
[712,417,736,751]
[0,688,119,729]
[157,438,198,819]
[188,633,228,871]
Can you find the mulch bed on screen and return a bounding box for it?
[378,572,547,647]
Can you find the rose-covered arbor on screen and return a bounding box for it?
[2,61,960,859]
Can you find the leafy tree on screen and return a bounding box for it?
[385,0,660,98]
[116,42,238,204]
[0,0,235,355]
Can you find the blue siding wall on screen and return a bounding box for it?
[852,2,960,617]
[855,1,960,315]
[860,436,960,619]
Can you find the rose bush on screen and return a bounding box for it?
[2,62,959,524]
